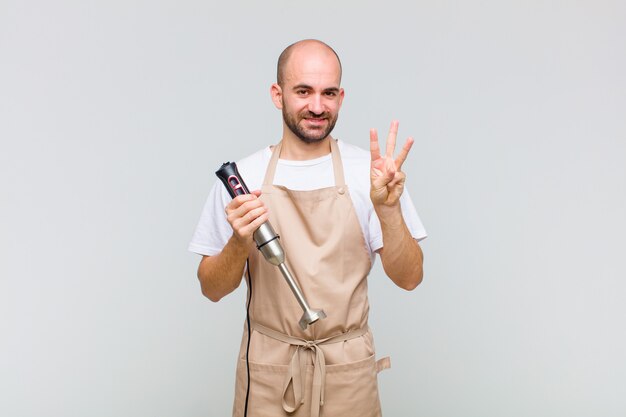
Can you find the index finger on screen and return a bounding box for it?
[228,192,260,209]
[370,128,381,161]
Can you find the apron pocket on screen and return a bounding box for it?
[233,359,295,417]
[321,353,382,417]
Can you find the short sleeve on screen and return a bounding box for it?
[188,181,233,256]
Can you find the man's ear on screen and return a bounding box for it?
[270,83,283,109]
[338,87,345,108]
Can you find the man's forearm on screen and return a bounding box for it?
[197,235,250,302]
[376,206,424,290]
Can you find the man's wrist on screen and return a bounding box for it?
[228,233,253,257]
[374,204,404,228]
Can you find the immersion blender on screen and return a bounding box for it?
[216,162,327,330]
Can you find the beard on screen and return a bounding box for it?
[282,108,338,144]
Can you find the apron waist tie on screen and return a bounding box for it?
[251,322,368,417]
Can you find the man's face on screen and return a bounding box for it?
[276,47,344,143]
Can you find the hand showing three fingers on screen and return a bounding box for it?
[370,120,414,209]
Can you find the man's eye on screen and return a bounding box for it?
[296,90,308,95]
[325,92,336,97]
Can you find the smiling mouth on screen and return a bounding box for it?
[304,117,327,124]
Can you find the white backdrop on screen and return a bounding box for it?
[1,1,625,416]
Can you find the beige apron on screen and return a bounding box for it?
[232,139,390,417]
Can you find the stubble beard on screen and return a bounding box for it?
[282,108,338,144]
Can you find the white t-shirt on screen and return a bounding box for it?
[188,140,427,263]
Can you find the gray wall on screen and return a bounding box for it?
[1,1,625,416]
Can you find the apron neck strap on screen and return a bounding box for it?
[262,139,346,187]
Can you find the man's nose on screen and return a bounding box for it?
[307,94,324,114]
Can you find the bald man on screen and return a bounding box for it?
[189,39,427,417]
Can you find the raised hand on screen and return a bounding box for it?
[370,120,414,209]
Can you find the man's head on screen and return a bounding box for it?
[276,40,342,87]
[271,39,344,144]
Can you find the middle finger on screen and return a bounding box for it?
[386,120,399,157]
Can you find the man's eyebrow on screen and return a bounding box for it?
[291,84,340,92]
